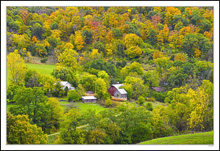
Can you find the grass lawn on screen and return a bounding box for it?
[58,99,107,114]
[7,63,56,87]
[139,131,213,144]
[25,63,56,76]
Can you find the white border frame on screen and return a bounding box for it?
[1,1,219,150]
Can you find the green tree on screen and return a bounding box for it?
[164,85,192,132]
[181,33,211,58]
[10,87,51,132]
[121,62,144,78]
[45,97,63,133]
[124,76,147,100]
[143,70,159,88]
[52,66,78,87]
[98,70,110,87]
[67,90,80,102]
[85,129,107,144]
[80,73,97,92]
[55,108,85,144]
[32,23,45,40]
[57,48,79,71]
[95,78,107,100]
[7,112,48,144]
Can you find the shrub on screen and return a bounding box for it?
[67,90,80,102]
[146,97,155,102]
[151,91,167,103]
[146,102,153,111]
[138,96,145,106]
[40,58,48,63]
[105,98,112,107]
[148,60,154,64]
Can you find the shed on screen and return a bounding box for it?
[82,96,97,103]
[151,87,163,92]
[86,91,94,94]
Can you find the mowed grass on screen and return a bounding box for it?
[7,63,56,87]
[58,100,107,114]
[25,63,56,76]
[139,131,213,144]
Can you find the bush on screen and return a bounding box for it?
[151,91,167,103]
[146,97,155,102]
[138,96,145,106]
[40,58,48,63]
[146,102,153,111]
[105,98,112,107]
[148,60,154,64]
[67,90,80,102]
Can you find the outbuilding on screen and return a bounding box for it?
[82,96,97,103]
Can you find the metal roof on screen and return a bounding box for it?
[112,84,127,94]
[112,84,123,90]
[152,87,163,92]
[118,89,127,94]
[82,96,97,100]
[60,81,69,85]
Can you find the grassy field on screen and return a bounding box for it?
[59,100,107,114]
[25,63,56,76]
[139,131,213,144]
[7,63,56,87]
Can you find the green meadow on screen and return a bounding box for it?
[139,131,213,144]
[7,63,56,87]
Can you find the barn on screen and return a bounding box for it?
[108,84,127,99]
[82,96,97,103]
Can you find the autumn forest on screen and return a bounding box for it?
[6,6,214,145]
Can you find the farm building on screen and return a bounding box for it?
[56,81,75,91]
[82,96,97,103]
[151,87,163,92]
[108,84,127,99]
[86,91,94,95]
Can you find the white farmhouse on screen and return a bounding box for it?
[56,81,75,91]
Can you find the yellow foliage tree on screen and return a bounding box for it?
[75,35,84,51]
[194,48,201,58]
[125,46,142,59]
[57,49,79,71]
[7,112,48,144]
[204,31,211,40]
[7,50,27,85]
[124,33,143,49]
[157,24,169,45]
[64,42,74,49]
[153,50,163,60]
[174,53,187,61]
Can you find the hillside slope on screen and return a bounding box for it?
[139,131,213,144]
